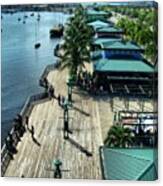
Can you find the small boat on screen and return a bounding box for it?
[30,13,34,16]
[23,20,26,24]
[18,18,21,21]
[34,43,41,49]
[24,15,28,19]
[37,13,41,20]
[50,24,64,38]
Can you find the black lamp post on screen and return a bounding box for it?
[66,77,74,103]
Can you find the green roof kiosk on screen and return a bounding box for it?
[86,9,110,22]
[100,147,158,180]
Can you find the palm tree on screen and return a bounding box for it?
[104,125,134,148]
[60,5,93,77]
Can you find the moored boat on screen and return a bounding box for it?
[37,13,41,21]
[24,15,28,19]
[50,24,64,38]
[34,43,41,49]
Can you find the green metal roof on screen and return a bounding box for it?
[101,40,143,50]
[94,59,154,73]
[86,9,108,15]
[97,26,123,33]
[154,61,158,73]
[101,147,158,180]
[92,38,121,46]
[88,20,110,29]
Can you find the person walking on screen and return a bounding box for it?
[52,86,55,98]
[49,85,55,99]
[58,94,61,106]
[25,116,29,130]
[14,114,25,137]
[61,96,65,107]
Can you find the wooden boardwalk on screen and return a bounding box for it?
[4,69,154,178]
[4,69,103,179]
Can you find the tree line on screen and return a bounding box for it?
[100,6,158,63]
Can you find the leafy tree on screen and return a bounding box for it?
[116,8,157,63]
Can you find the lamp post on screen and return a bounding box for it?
[66,76,75,104]
[63,99,69,139]
[68,83,72,103]
[53,159,62,178]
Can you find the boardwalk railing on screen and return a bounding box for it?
[1,60,58,176]
[1,92,48,176]
[39,62,60,87]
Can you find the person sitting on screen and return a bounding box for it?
[48,85,54,99]
[13,122,21,142]
[43,77,48,89]
[5,135,17,156]
[13,114,25,137]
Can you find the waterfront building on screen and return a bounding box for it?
[95,26,124,38]
[92,58,155,97]
[88,20,113,30]
[100,147,158,180]
[92,40,144,60]
[86,9,110,22]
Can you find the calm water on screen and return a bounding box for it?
[1,11,69,144]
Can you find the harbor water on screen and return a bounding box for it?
[1,11,69,144]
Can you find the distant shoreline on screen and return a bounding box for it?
[1,4,79,14]
[1,1,158,14]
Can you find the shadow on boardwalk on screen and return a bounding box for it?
[28,127,41,147]
[72,105,90,117]
[67,137,92,157]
